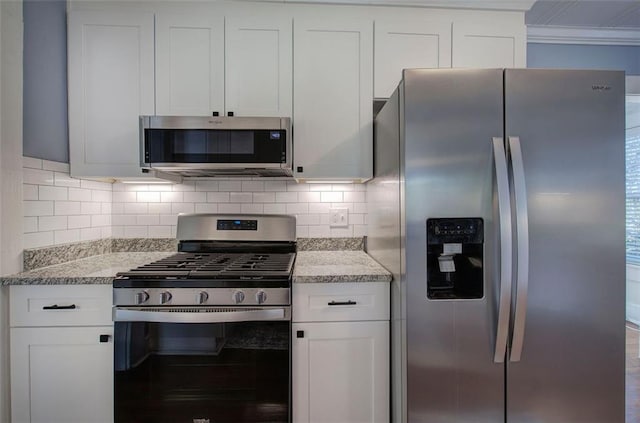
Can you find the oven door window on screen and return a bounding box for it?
[144,129,287,164]
[114,321,290,423]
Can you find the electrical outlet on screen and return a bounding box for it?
[329,208,349,228]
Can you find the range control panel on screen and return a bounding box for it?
[217,219,258,231]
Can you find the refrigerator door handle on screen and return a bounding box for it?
[492,137,513,363]
[508,136,529,362]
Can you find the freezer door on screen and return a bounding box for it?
[504,69,626,423]
[403,68,505,422]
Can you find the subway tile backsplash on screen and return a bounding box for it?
[22,157,368,249]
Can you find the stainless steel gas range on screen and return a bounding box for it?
[113,214,296,423]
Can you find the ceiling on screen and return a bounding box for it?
[526,1,640,29]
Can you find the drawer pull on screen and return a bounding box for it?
[327,300,357,306]
[42,304,77,310]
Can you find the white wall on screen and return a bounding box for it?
[1,1,24,421]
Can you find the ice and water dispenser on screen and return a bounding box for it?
[426,218,484,300]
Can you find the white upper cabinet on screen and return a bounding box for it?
[293,17,373,181]
[452,21,526,68]
[374,19,452,98]
[155,13,225,116]
[67,11,155,179]
[225,17,293,117]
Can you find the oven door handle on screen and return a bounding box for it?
[113,307,289,323]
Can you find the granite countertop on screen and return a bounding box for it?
[1,252,175,285]
[293,251,392,283]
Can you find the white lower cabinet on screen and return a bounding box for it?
[9,285,113,423]
[292,282,390,423]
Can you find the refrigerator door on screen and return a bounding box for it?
[403,68,505,422]
[505,69,626,423]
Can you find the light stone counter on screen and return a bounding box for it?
[1,252,175,285]
[293,251,392,283]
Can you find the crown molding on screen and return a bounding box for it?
[528,25,640,46]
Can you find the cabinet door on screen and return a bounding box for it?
[226,17,292,117]
[292,321,390,423]
[293,18,373,181]
[374,19,452,98]
[452,21,526,68]
[155,13,225,116]
[67,11,155,178]
[11,326,114,423]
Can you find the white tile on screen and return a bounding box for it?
[148,226,172,238]
[173,181,197,191]
[353,225,367,237]
[112,182,126,192]
[208,192,230,203]
[297,214,320,225]
[160,214,178,226]
[253,192,275,203]
[112,215,137,226]
[80,227,103,241]
[218,203,242,213]
[308,225,331,237]
[353,202,367,214]
[286,181,309,192]
[183,191,207,203]
[349,214,365,225]
[113,191,137,203]
[308,203,331,214]
[161,191,183,203]
[275,192,298,203]
[319,214,331,225]
[297,192,321,203]
[24,201,54,217]
[54,229,80,245]
[91,215,110,227]
[80,180,112,191]
[101,202,112,215]
[92,190,112,202]
[23,217,38,233]
[23,231,54,249]
[263,203,286,214]
[23,157,43,169]
[195,181,218,192]
[330,226,354,237]
[101,226,112,238]
[286,203,308,214]
[23,168,54,185]
[111,226,124,237]
[332,183,355,191]
[219,181,242,192]
[264,181,287,191]
[136,215,160,225]
[39,216,67,231]
[42,160,70,173]
[55,201,81,216]
[123,184,149,192]
[321,192,342,202]
[170,226,177,237]
[230,192,252,203]
[111,203,124,214]
[296,226,309,237]
[332,202,354,213]
[38,186,68,201]
[138,191,161,202]
[123,226,148,238]
[344,191,365,203]
[68,215,91,229]
[242,181,264,192]
[172,203,194,214]
[23,184,38,200]
[148,203,172,214]
[124,203,149,214]
[355,183,367,191]
[195,203,218,213]
[309,184,332,192]
[153,184,173,192]
[241,203,264,214]
[54,172,81,188]
[80,202,102,215]
[68,188,92,202]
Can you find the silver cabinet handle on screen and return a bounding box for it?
[114,307,289,323]
[508,136,529,362]
[492,137,513,363]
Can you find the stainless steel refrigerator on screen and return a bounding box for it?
[367,68,626,423]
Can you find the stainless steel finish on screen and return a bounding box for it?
[492,137,513,364]
[114,306,291,323]
[233,290,245,304]
[135,291,149,305]
[504,69,625,423]
[507,136,529,363]
[176,214,296,242]
[256,290,267,304]
[197,291,209,305]
[159,291,173,304]
[113,288,291,307]
[141,116,291,131]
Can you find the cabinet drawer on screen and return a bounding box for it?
[10,285,112,327]
[293,282,389,322]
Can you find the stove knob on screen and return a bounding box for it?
[135,291,149,305]
[256,290,267,305]
[233,290,245,304]
[160,291,172,304]
[197,291,209,305]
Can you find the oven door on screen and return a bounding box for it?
[113,306,291,423]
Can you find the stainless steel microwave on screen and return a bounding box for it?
[140,116,292,177]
